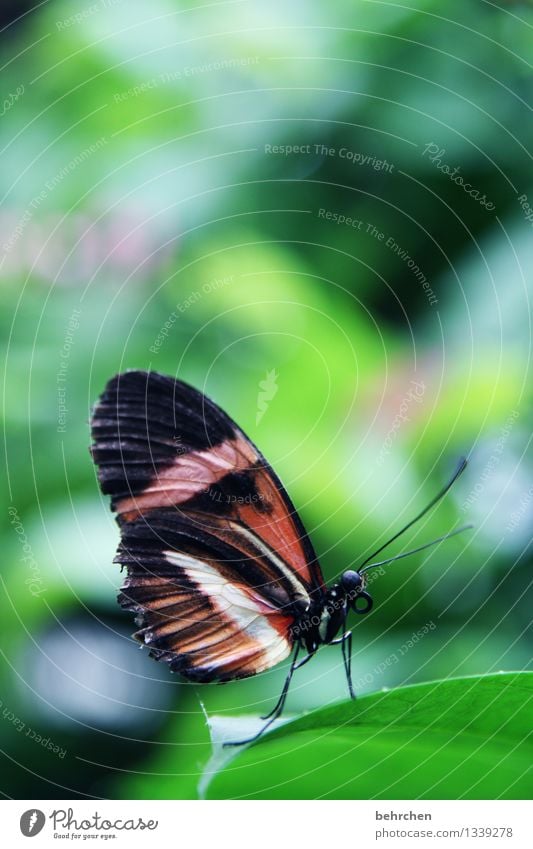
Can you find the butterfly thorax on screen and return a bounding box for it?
[290,569,373,655]
[292,584,350,654]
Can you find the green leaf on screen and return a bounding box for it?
[204,673,533,799]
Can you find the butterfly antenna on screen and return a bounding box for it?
[358,456,468,572]
[360,524,473,574]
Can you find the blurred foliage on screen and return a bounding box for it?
[0,0,532,800]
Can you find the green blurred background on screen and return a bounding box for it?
[1,0,532,799]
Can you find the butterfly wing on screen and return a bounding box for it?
[90,370,326,682]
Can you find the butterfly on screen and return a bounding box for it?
[90,370,470,745]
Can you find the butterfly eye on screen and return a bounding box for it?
[340,569,362,592]
[351,591,373,615]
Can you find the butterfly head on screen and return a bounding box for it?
[340,570,373,615]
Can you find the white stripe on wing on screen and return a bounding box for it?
[163,550,292,672]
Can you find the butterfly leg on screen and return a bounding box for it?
[293,651,315,671]
[341,628,355,700]
[224,643,302,747]
[260,642,301,720]
[260,646,316,721]
[329,628,355,699]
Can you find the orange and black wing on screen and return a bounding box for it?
[90,370,326,682]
